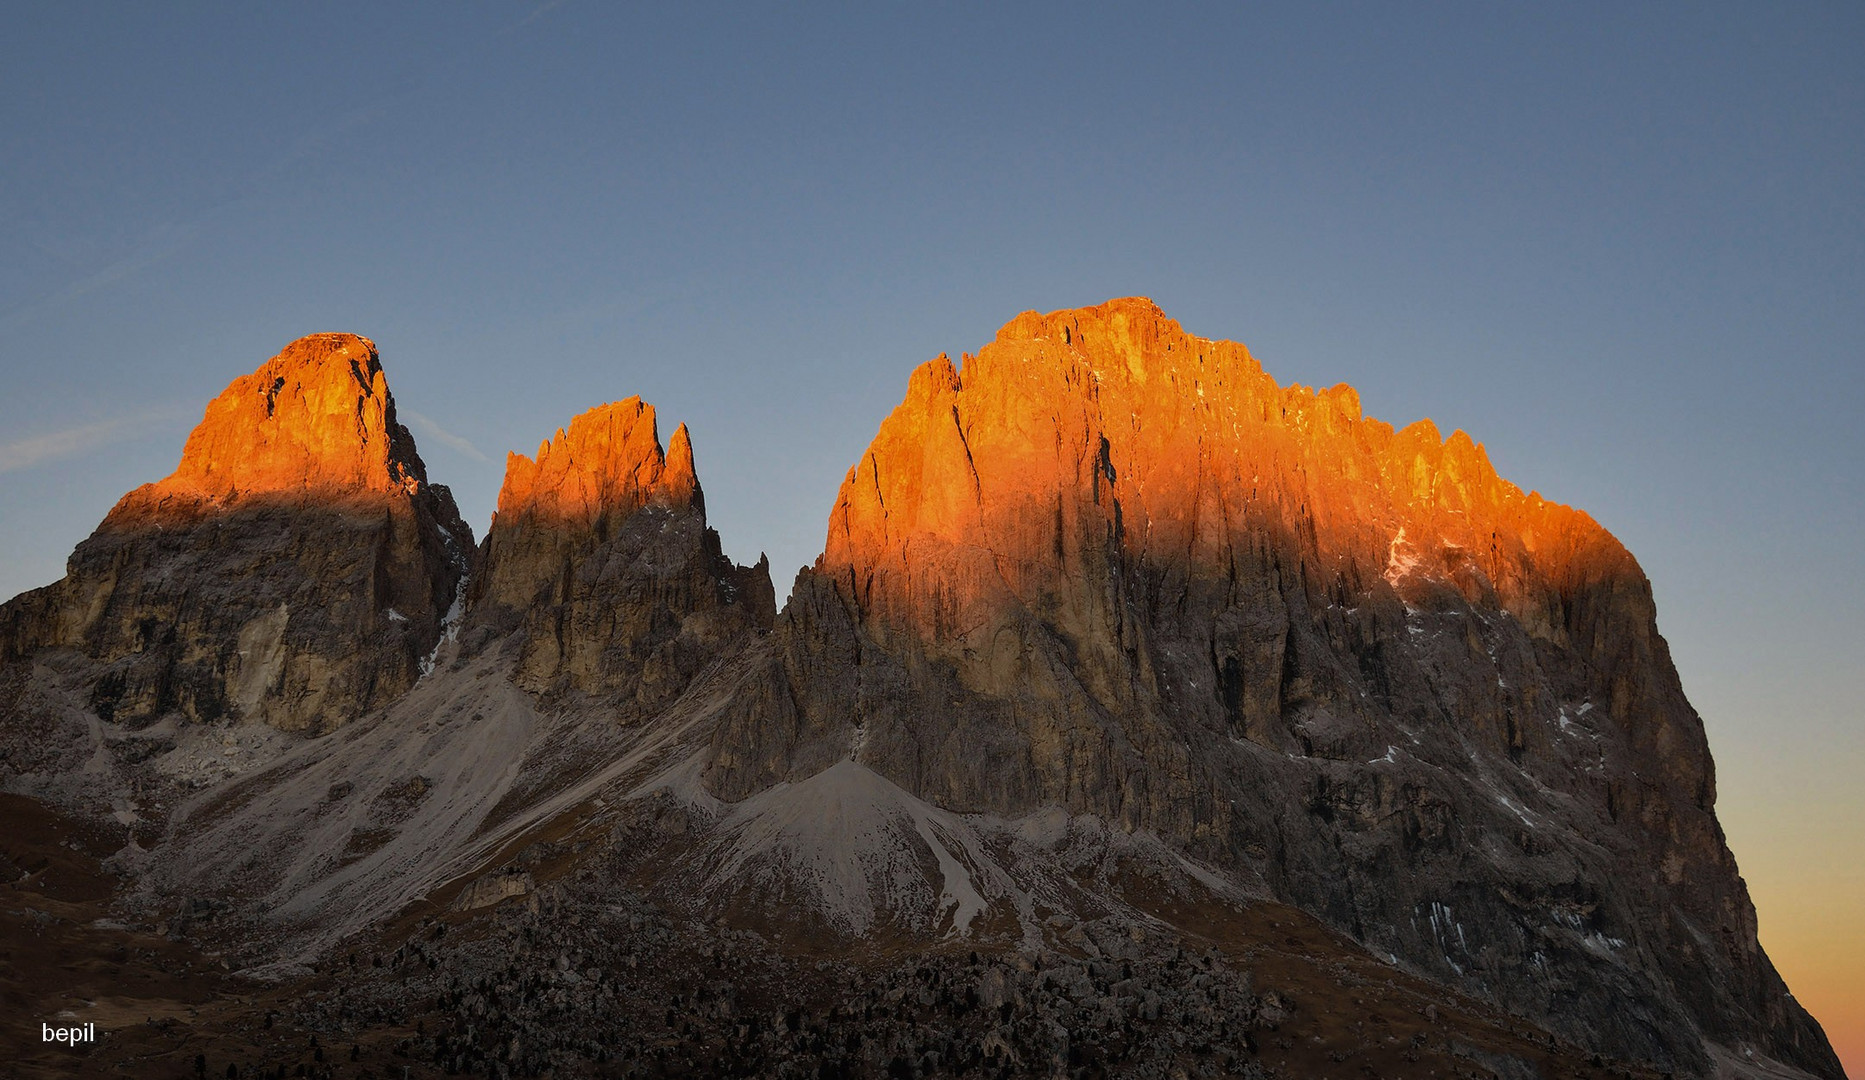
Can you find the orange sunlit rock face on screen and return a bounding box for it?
[492,398,699,531]
[474,398,703,618]
[468,399,771,703]
[105,333,431,525]
[821,297,1634,669]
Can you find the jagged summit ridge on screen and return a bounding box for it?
[492,397,701,531]
[464,397,772,703]
[822,296,1628,657]
[107,333,437,523]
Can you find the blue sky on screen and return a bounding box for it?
[2,2,1861,1059]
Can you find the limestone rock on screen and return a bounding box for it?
[701,298,1840,1077]
[116,331,436,509]
[0,333,471,733]
[465,398,773,708]
[452,869,534,912]
[0,309,1838,1080]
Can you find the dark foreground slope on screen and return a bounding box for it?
[4,791,1681,1080]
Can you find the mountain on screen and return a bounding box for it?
[0,307,1841,1080]
[467,397,774,705]
[699,298,1836,1074]
[0,334,470,811]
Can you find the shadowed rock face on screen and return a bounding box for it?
[71,399,777,974]
[0,333,471,733]
[702,299,1841,1077]
[463,398,774,710]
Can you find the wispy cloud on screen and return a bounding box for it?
[516,1,566,30]
[403,410,489,462]
[0,223,197,332]
[0,408,186,475]
[5,4,574,334]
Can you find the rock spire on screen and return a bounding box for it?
[489,397,701,535]
[466,399,771,704]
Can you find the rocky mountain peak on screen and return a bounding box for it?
[466,400,770,702]
[821,296,1630,661]
[106,333,431,525]
[703,298,1833,1075]
[493,398,699,532]
[0,333,469,732]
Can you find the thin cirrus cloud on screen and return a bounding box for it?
[0,223,198,335]
[0,408,187,475]
[402,409,489,463]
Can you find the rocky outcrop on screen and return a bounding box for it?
[464,398,773,710]
[128,401,777,958]
[0,308,1836,1080]
[702,299,1840,1077]
[0,333,470,733]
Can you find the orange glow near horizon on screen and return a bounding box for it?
[1726,780,1864,1077]
[1768,947,1861,1079]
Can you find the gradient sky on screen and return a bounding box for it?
[3,3,1860,1069]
